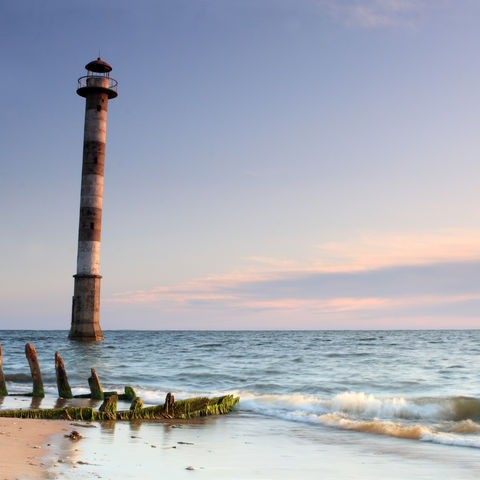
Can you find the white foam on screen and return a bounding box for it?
[235,390,327,415]
[421,432,480,449]
[231,390,447,421]
[327,391,443,420]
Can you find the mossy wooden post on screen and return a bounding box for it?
[0,344,7,396]
[99,395,118,419]
[55,352,73,399]
[130,396,143,412]
[0,394,240,421]
[164,392,175,416]
[88,368,104,400]
[124,386,136,401]
[25,343,44,398]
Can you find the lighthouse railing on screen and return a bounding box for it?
[77,75,118,92]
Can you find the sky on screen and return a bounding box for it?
[1,0,480,330]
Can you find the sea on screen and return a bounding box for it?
[1,330,480,479]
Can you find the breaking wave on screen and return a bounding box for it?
[233,390,480,448]
[237,390,480,422]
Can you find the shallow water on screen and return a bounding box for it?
[2,330,480,477]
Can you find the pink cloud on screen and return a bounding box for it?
[106,230,480,328]
[313,230,480,272]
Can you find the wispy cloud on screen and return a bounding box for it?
[318,0,423,28]
[107,230,480,328]
[246,256,298,268]
[313,230,480,272]
[234,294,480,314]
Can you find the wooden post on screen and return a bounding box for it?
[130,396,143,412]
[0,344,7,396]
[164,392,175,416]
[25,343,44,398]
[88,368,104,400]
[99,395,118,420]
[123,385,136,400]
[55,352,73,399]
[0,394,240,420]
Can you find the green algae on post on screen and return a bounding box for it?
[0,394,240,421]
[130,396,143,412]
[0,406,100,420]
[116,394,240,420]
[99,395,118,420]
[173,395,240,418]
[122,386,136,401]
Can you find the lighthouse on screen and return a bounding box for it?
[69,58,118,341]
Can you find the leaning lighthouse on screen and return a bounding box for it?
[69,58,118,341]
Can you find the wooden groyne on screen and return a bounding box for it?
[0,343,239,421]
[0,394,239,421]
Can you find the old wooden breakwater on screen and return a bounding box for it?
[0,343,239,421]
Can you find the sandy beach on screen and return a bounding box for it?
[2,410,480,479]
[0,418,68,480]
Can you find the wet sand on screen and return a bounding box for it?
[45,413,480,479]
[0,418,69,480]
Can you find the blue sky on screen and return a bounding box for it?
[1,0,480,329]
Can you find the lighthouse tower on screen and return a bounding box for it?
[69,58,118,341]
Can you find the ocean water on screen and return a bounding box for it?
[2,330,480,478]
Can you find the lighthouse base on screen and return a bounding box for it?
[69,274,104,341]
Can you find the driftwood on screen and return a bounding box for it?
[25,343,44,398]
[0,345,7,396]
[0,394,239,421]
[88,368,104,400]
[55,352,73,399]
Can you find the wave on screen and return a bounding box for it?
[318,412,431,440]
[327,391,435,419]
[230,390,480,448]
[445,419,480,434]
[237,390,480,422]
[318,413,480,448]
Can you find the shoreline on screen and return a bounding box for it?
[1,410,479,479]
[0,418,69,480]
